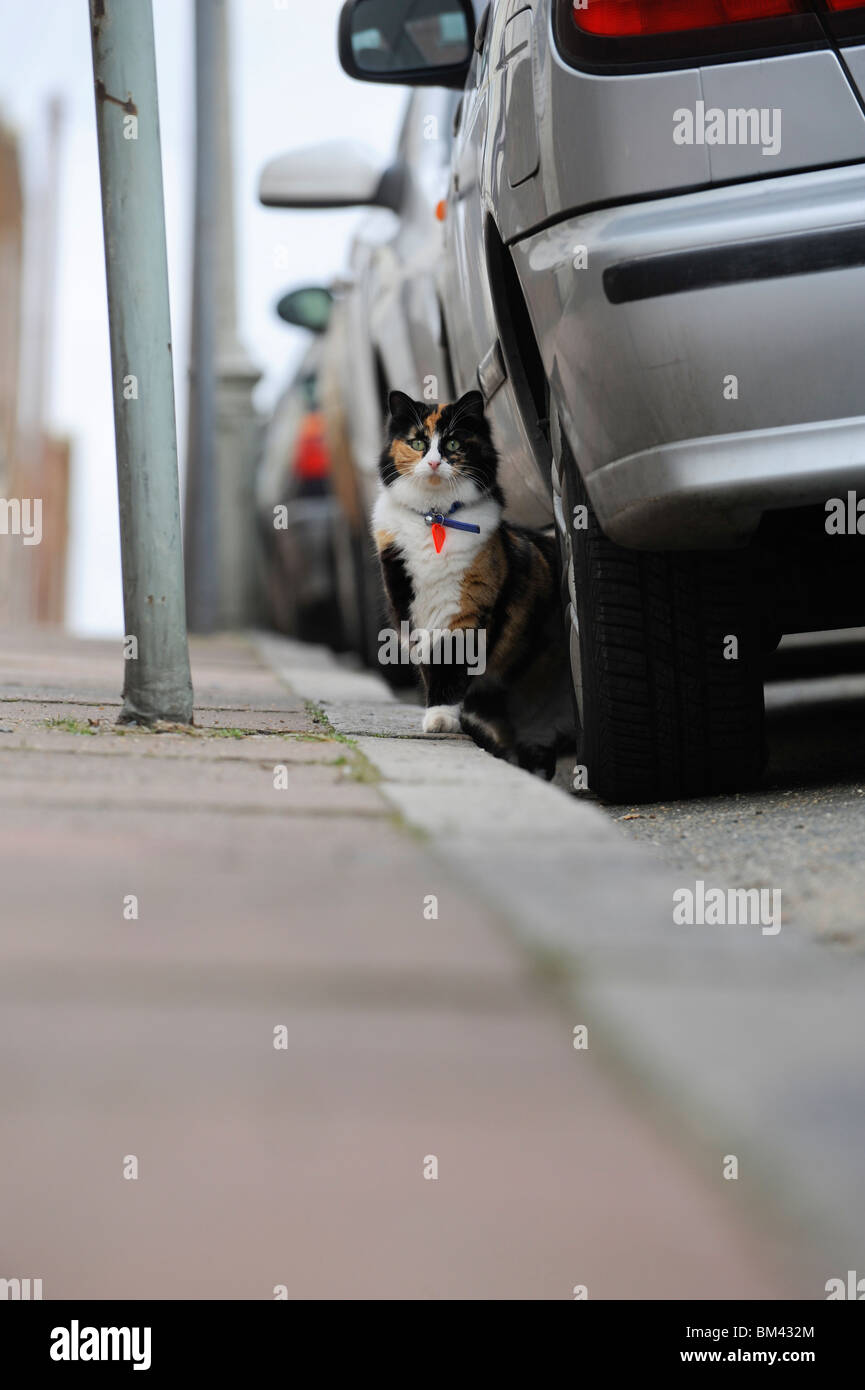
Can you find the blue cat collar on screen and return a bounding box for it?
[421,502,480,535]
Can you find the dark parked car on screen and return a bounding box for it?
[256,290,344,648]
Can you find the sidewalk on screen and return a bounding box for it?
[0,627,804,1299]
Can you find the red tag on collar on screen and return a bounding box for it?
[431,523,446,553]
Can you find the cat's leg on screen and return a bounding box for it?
[508,599,576,780]
[422,704,462,734]
[460,677,514,760]
[515,742,557,780]
[421,661,469,734]
[377,543,414,629]
[376,541,420,673]
[420,628,474,734]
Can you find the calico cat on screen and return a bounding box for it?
[372,388,574,778]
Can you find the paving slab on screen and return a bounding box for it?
[0,748,384,815]
[256,632,863,1289]
[0,1000,792,1300]
[0,626,816,1299]
[0,728,346,763]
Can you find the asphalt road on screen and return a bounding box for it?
[592,631,865,950]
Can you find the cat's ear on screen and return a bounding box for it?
[388,390,422,425]
[451,390,485,422]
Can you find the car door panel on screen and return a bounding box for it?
[441,2,551,523]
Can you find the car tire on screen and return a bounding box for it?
[551,412,766,803]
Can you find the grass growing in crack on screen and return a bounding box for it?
[527,944,580,990]
[304,699,380,783]
[303,702,362,748]
[287,731,340,744]
[388,809,427,843]
[44,717,98,736]
[347,749,380,784]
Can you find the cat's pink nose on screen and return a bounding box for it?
[428,458,441,471]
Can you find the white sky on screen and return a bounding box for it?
[0,0,405,634]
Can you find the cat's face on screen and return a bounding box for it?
[380,389,498,510]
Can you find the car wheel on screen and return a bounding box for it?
[551,412,766,803]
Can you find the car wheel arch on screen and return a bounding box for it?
[483,213,553,480]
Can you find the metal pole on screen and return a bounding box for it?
[183,0,219,632]
[89,0,193,723]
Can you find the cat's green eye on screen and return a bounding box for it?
[444,439,460,453]
[410,439,426,451]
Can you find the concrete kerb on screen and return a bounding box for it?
[255,630,860,1287]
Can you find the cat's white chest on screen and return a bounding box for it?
[373,491,498,632]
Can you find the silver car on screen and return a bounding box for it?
[340,0,865,802]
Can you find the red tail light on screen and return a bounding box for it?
[824,0,865,10]
[573,0,803,38]
[292,412,330,481]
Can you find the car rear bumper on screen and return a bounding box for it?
[587,415,865,547]
[512,163,865,547]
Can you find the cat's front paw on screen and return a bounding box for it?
[422,704,461,734]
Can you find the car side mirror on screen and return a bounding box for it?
[258,141,403,211]
[338,0,474,89]
[275,287,333,334]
